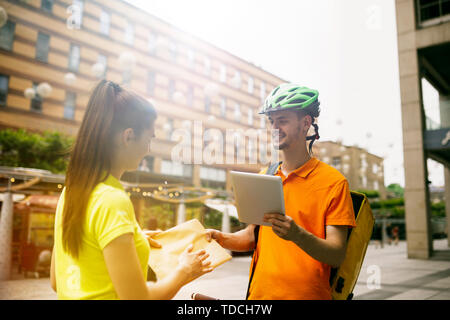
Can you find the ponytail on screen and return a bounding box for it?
[62,80,157,259]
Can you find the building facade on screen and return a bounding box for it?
[313,140,386,199]
[0,0,286,192]
[395,0,450,258]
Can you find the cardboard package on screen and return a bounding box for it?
[148,219,232,280]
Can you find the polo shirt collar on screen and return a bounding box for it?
[104,173,125,190]
[277,157,320,179]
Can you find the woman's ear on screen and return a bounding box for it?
[122,128,135,146]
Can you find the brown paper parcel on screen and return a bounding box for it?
[148,219,232,280]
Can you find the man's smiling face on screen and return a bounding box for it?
[268,109,311,150]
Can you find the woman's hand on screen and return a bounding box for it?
[177,244,213,285]
[142,230,162,248]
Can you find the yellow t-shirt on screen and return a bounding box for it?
[54,174,150,300]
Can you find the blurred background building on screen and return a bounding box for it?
[0,0,287,189]
[395,0,450,259]
[313,140,386,199]
[0,0,393,279]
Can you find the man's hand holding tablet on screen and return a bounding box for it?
[229,171,285,227]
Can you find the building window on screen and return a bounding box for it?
[64,92,76,119]
[30,83,42,112]
[248,76,254,94]
[373,180,379,191]
[68,43,80,72]
[97,54,107,78]
[100,10,110,35]
[204,96,211,113]
[186,85,194,107]
[164,118,173,140]
[148,32,157,54]
[220,65,227,82]
[332,156,341,168]
[169,39,177,61]
[0,21,15,51]
[260,81,266,102]
[362,175,367,188]
[187,48,195,68]
[220,98,227,117]
[71,0,84,28]
[122,70,132,86]
[147,71,155,95]
[260,116,265,128]
[161,160,192,177]
[36,32,50,63]
[168,79,175,100]
[204,57,211,76]
[233,71,242,88]
[372,163,378,174]
[248,109,253,126]
[417,0,450,26]
[125,21,134,45]
[41,0,53,13]
[200,166,226,182]
[234,103,241,122]
[0,74,9,107]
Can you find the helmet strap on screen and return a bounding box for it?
[306,119,320,155]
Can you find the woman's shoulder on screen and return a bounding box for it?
[93,183,131,206]
[88,183,133,218]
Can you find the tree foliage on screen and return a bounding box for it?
[0,129,73,173]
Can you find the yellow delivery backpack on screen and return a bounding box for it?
[248,162,375,300]
[329,190,374,300]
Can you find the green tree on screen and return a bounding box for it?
[0,129,73,173]
[387,183,404,197]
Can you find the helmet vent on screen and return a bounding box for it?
[302,92,315,97]
[289,98,306,104]
[286,93,296,100]
[272,87,280,96]
[288,87,300,92]
[275,95,287,104]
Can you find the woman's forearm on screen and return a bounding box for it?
[145,266,188,300]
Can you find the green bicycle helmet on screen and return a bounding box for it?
[259,83,320,115]
[260,83,321,155]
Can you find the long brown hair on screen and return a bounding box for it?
[62,80,157,259]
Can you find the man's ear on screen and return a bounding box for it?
[302,114,312,135]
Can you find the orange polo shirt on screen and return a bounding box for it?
[247,157,356,300]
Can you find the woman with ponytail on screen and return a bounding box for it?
[50,80,212,299]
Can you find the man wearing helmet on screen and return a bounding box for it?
[206,84,356,300]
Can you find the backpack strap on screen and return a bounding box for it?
[245,161,282,299]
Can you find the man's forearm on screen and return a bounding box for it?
[220,227,255,252]
[292,228,345,268]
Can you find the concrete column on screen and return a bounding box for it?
[221,205,230,234]
[396,0,433,259]
[177,201,186,225]
[439,95,450,125]
[192,165,201,188]
[445,167,450,247]
[0,191,13,280]
[440,95,450,247]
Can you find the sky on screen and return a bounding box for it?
[124,0,445,187]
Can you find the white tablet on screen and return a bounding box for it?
[230,171,285,227]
